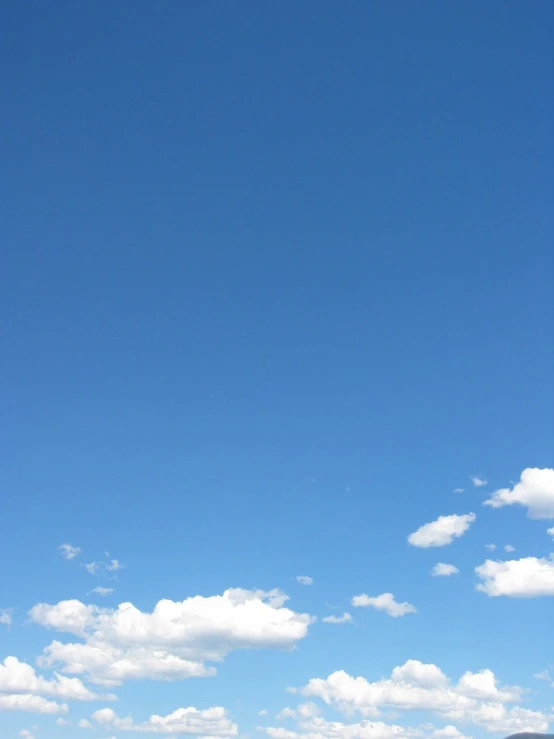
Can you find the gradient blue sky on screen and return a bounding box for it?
[2,2,554,739]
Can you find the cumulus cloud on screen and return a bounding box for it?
[261,714,419,739]
[322,613,352,624]
[548,527,554,538]
[0,694,68,714]
[296,577,313,586]
[59,544,81,561]
[91,705,238,735]
[431,564,459,577]
[475,556,554,597]
[351,593,417,618]
[20,730,35,739]
[0,609,13,627]
[30,589,313,686]
[504,545,515,553]
[408,513,475,548]
[0,656,114,702]
[299,659,546,733]
[484,468,554,519]
[78,718,93,728]
[471,476,487,487]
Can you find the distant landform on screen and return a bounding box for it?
[505,734,554,739]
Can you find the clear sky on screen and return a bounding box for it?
[2,2,554,739]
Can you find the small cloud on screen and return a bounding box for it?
[91,587,114,596]
[504,544,515,553]
[0,609,13,627]
[484,468,554,519]
[351,592,417,617]
[485,544,497,551]
[533,670,551,681]
[20,731,35,739]
[322,612,352,624]
[258,710,268,717]
[85,558,125,577]
[548,526,554,538]
[56,718,71,726]
[408,513,476,548]
[431,563,459,577]
[453,488,465,494]
[78,719,93,729]
[296,576,313,586]
[59,543,81,561]
[471,475,488,487]
[276,707,296,720]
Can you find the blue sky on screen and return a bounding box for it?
[2,2,554,738]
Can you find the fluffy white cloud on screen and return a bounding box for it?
[30,588,313,686]
[471,476,487,487]
[322,613,352,624]
[299,659,545,733]
[277,707,298,720]
[56,717,71,725]
[78,718,93,728]
[453,489,465,494]
[296,577,313,586]
[0,609,12,626]
[92,705,238,735]
[431,726,470,739]
[548,526,554,538]
[475,556,554,597]
[351,593,417,618]
[0,656,112,701]
[261,715,419,739]
[0,693,68,714]
[408,514,475,548]
[431,564,459,577]
[59,543,81,560]
[91,587,115,596]
[484,468,554,519]
[504,545,515,553]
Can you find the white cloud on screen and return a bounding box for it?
[56,717,71,725]
[484,468,554,519]
[322,612,352,624]
[91,587,115,597]
[85,559,125,577]
[475,555,554,597]
[0,693,68,714]
[20,730,35,739]
[258,710,269,717]
[261,714,419,739]
[30,589,313,686]
[296,577,313,586]
[485,544,496,552]
[351,593,417,618]
[547,526,554,538]
[431,564,459,577]
[91,705,238,735]
[453,489,465,494]
[471,475,487,487]
[78,718,93,728]
[276,707,297,720]
[0,656,113,702]
[408,513,475,548]
[0,609,13,626]
[504,545,515,553]
[59,543,81,561]
[298,659,546,733]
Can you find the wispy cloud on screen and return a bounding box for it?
[431,563,459,577]
[296,576,313,586]
[322,612,352,624]
[58,543,81,561]
[453,488,465,494]
[90,587,114,596]
[84,559,125,577]
[471,475,488,487]
[0,609,13,627]
[408,513,476,548]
